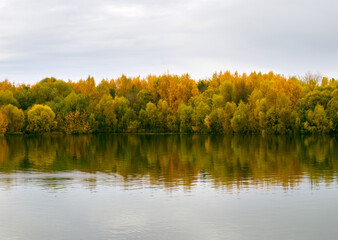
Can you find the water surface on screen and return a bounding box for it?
[0,134,337,240]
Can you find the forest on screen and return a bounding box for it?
[0,71,337,134]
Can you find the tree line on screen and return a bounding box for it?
[0,71,337,134]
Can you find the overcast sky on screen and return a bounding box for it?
[0,0,337,84]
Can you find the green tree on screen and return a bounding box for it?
[266,107,279,133]
[63,91,80,113]
[157,100,172,131]
[197,80,209,93]
[276,94,292,134]
[219,81,234,103]
[178,103,193,133]
[0,91,19,107]
[167,115,179,132]
[1,104,24,133]
[63,111,91,134]
[223,102,237,133]
[205,108,224,133]
[192,101,210,132]
[62,91,88,114]
[93,95,117,132]
[121,109,136,131]
[0,110,8,134]
[212,94,224,109]
[30,78,72,104]
[304,104,329,133]
[326,96,338,131]
[15,87,34,110]
[134,90,152,113]
[231,101,249,133]
[115,97,130,131]
[27,105,56,133]
[144,102,160,130]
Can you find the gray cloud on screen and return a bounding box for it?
[0,0,337,83]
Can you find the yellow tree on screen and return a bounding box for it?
[69,76,96,96]
[115,74,133,97]
[1,104,24,133]
[27,105,56,133]
[63,111,91,134]
[0,80,16,92]
[0,110,8,135]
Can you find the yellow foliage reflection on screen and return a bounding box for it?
[0,135,337,190]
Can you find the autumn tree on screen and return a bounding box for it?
[304,104,329,133]
[140,102,160,130]
[0,71,336,134]
[115,75,133,97]
[223,102,237,133]
[63,91,88,113]
[219,81,234,103]
[94,95,117,131]
[70,76,96,96]
[27,105,56,133]
[1,104,24,133]
[30,78,72,103]
[205,108,225,133]
[197,80,209,93]
[231,101,249,133]
[15,87,34,110]
[133,89,152,113]
[192,102,210,132]
[157,100,172,132]
[0,91,20,107]
[326,93,338,131]
[63,111,91,134]
[0,110,8,135]
[178,103,193,133]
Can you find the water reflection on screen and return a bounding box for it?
[0,134,337,190]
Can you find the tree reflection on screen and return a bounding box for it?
[0,134,337,190]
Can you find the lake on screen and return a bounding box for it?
[0,134,337,240]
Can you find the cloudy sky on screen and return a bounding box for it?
[0,0,337,83]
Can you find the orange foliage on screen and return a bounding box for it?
[0,110,8,134]
[0,80,16,93]
[63,111,91,134]
[69,76,96,96]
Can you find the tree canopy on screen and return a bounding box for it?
[0,71,337,134]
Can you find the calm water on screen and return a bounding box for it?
[0,134,337,240]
